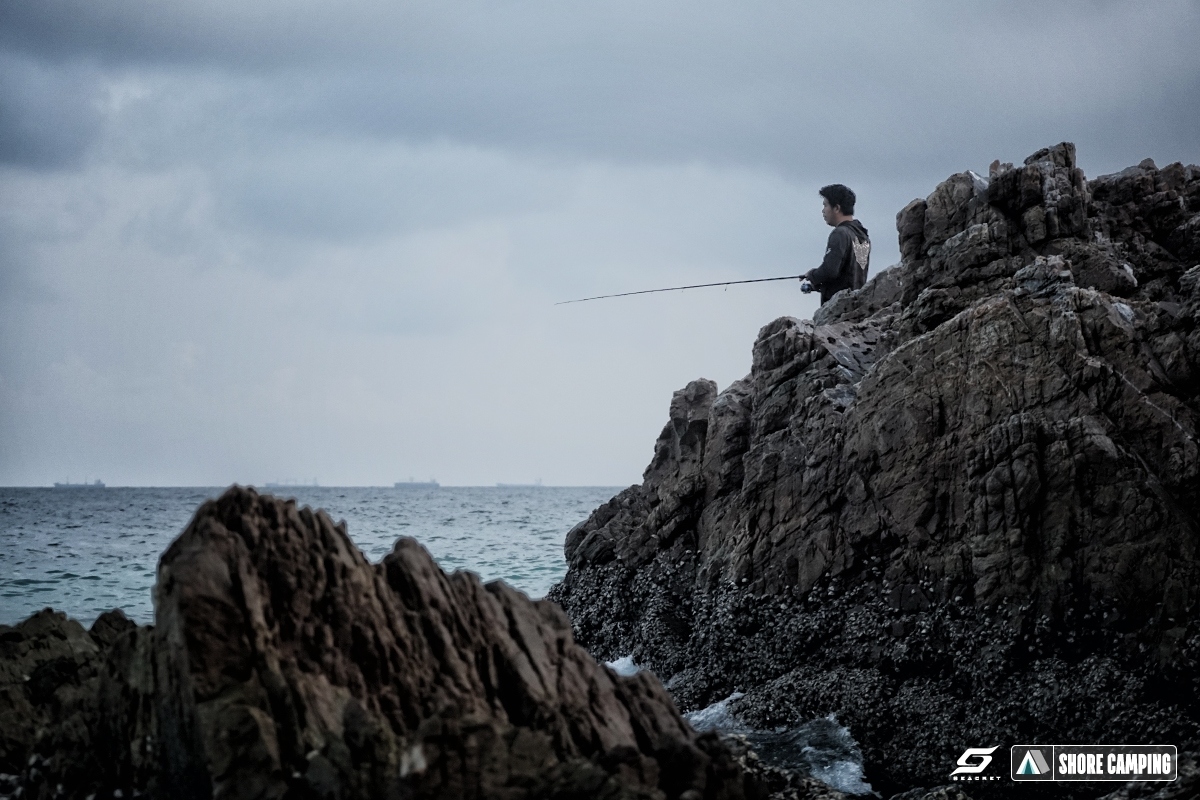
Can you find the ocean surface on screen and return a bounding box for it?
[0,485,622,627]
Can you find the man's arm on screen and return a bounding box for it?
[805,227,849,287]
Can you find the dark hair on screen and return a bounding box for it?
[819,184,856,216]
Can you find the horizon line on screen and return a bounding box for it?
[1,483,631,490]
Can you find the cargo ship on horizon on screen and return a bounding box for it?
[394,478,439,488]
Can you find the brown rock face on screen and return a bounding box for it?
[156,487,754,800]
[0,488,757,800]
[549,144,1200,796]
[0,610,105,793]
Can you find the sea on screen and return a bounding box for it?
[0,485,622,628]
[0,484,874,796]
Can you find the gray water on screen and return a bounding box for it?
[0,485,621,627]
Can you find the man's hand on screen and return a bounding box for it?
[799,278,813,294]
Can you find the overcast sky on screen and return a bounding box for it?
[2,1,1198,487]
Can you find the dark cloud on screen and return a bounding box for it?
[0,54,103,168]
[3,2,1198,177]
[2,1,1200,486]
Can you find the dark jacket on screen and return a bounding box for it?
[806,220,870,304]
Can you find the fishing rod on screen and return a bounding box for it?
[555,274,808,305]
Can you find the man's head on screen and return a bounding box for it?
[819,184,856,226]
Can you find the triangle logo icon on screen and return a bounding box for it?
[1018,750,1046,775]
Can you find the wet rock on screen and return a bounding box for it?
[0,609,108,799]
[89,608,137,648]
[549,144,1200,797]
[1096,753,1198,799]
[722,736,854,800]
[888,789,973,800]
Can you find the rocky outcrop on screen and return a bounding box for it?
[1,487,763,800]
[549,144,1200,796]
[0,607,136,798]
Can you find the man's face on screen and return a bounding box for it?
[821,197,837,226]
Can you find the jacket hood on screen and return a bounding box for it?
[839,219,869,239]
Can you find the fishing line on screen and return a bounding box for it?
[555,275,802,305]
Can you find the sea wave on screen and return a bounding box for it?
[685,693,875,796]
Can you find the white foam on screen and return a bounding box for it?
[605,655,640,676]
[811,758,875,796]
[805,714,875,796]
[684,699,874,796]
[684,692,747,733]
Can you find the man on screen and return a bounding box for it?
[801,184,870,305]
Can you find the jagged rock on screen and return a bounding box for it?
[0,609,104,795]
[549,144,1200,798]
[0,487,765,800]
[895,199,927,262]
[1095,753,1198,799]
[888,789,973,800]
[721,736,852,800]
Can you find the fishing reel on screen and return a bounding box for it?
[799,278,814,294]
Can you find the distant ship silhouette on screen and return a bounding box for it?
[53,479,105,489]
[394,478,439,488]
[264,479,319,488]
